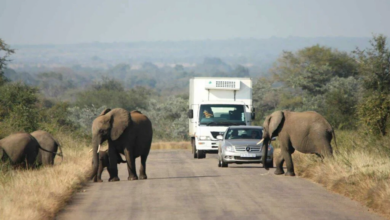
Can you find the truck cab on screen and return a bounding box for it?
[187,78,254,159]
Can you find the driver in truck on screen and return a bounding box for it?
[201,106,214,118]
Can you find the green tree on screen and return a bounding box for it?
[272,45,358,95]
[0,38,15,86]
[0,82,39,132]
[76,78,151,111]
[354,34,390,136]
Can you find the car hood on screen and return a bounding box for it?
[225,139,264,146]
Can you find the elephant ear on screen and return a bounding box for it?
[99,108,112,116]
[110,108,131,141]
[268,111,284,137]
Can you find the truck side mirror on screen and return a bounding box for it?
[251,107,256,120]
[216,135,223,140]
[187,109,193,119]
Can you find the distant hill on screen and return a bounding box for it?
[10,37,371,69]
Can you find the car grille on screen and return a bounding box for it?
[235,145,261,152]
[234,156,261,160]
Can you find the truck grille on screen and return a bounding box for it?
[235,145,261,152]
[216,81,236,88]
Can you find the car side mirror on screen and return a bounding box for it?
[187,109,193,119]
[216,135,223,140]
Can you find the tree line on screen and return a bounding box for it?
[1,35,389,142]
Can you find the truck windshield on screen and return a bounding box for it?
[199,104,245,126]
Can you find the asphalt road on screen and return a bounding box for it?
[56,150,384,220]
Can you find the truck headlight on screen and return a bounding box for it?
[226,146,235,152]
[199,136,211,140]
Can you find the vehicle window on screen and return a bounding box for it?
[199,104,245,126]
[226,128,263,139]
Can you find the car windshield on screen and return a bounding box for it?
[225,128,263,140]
[199,104,245,126]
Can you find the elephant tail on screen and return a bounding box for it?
[332,129,337,148]
[38,144,63,162]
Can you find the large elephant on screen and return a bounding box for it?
[0,132,41,168]
[31,130,63,166]
[260,110,335,176]
[91,108,153,182]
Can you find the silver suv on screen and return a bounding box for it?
[217,126,274,168]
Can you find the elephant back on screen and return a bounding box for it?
[130,111,152,130]
[31,130,59,165]
[0,133,39,164]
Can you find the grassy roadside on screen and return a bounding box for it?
[0,138,190,220]
[0,132,91,220]
[274,130,390,219]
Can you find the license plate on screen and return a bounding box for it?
[240,153,256,158]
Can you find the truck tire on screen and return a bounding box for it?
[198,150,205,159]
[192,139,198,158]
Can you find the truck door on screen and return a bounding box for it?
[190,104,198,124]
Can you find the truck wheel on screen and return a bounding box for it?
[198,150,205,159]
[192,139,198,158]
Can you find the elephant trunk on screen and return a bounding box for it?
[91,136,100,181]
[262,138,270,170]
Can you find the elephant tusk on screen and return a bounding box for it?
[97,144,101,153]
[257,139,264,145]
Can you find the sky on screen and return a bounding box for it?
[0,0,389,45]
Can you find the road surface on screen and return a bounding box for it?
[56,150,384,220]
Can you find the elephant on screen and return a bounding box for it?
[91,108,153,182]
[92,149,127,182]
[0,132,41,168]
[31,130,63,166]
[260,110,335,176]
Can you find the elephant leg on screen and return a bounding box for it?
[282,141,295,176]
[124,148,138,180]
[96,160,104,182]
[108,147,120,182]
[274,153,285,175]
[139,154,148,180]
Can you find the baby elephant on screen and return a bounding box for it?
[93,149,126,182]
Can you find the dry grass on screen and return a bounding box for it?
[273,130,390,219]
[0,132,91,220]
[0,139,191,219]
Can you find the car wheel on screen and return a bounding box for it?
[266,159,274,168]
[220,160,228,168]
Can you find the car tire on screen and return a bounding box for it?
[266,159,274,168]
[219,159,228,168]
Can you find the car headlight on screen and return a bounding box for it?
[198,136,211,140]
[225,146,235,152]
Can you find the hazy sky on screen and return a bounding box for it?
[1,0,389,45]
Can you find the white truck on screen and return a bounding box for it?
[187,77,255,159]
